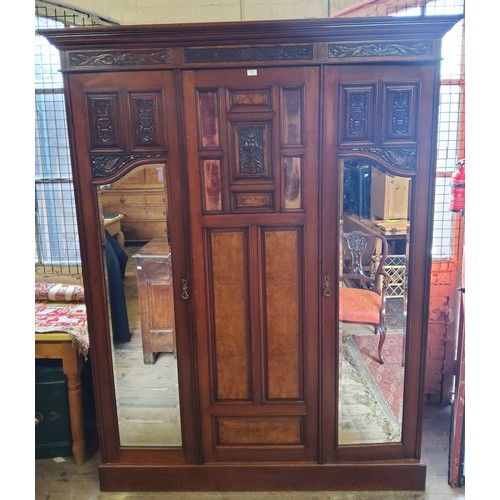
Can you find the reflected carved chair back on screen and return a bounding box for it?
[339,231,388,364]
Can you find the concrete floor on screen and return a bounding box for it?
[34,404,465,499]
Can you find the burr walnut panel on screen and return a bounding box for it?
[263,228,302,400]
[215,417,303,446]
[209,230,250,401]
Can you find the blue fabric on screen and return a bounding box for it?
[105,230,131,342]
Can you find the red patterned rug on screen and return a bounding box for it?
[353,333,405,421]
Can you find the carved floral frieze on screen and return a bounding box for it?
[69,49,170,67]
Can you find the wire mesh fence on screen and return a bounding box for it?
[35,1,465,273]
[35,2,115,275]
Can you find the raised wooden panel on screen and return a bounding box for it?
[282,156,303,211]
[197,90,220,148]
[209,230,250,401]
[215,417,303,445]
[143,280,175,353]
[263,229,302,400]
[227,88,273,112]
[339,84,376,144]
[231,191,274,213]
[281,87,303,147]
[86,93,122,150]
[128,91,165,150]
[201,159,223,213]
[382,83,419,143]
[231,122,272,181]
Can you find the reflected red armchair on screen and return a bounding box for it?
[339,231,389,364]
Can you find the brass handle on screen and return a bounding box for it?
[323,276,332,297]
[181,278,189,300]
[35,412,43,426]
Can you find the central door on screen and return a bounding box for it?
[183,67,320,462]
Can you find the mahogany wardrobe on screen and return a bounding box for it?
[42,15,461,492]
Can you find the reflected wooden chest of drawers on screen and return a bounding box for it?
[133,238,175,364]
[99,188,167,242]
[98,164,167,243]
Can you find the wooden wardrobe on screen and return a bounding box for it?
[42,15,461,492]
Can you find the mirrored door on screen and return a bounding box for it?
[337,160,411,445]
[97,163,182,447]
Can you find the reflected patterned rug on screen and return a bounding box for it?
[385,297,406,331]
[339,335,401,445]
[353,333,405,421]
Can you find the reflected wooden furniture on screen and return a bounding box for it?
[133,238,175,364]
[35,333,86,465]
[343,213,408,298]
[370,168,410,220]
[343,213,408,252]
[339,231,389,364]
[98,165,167,243]
[103,213,125,247]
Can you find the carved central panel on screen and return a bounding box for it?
[231,123,271,181]
[239,129,264,175]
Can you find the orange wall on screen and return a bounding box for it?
[425,261,461,404]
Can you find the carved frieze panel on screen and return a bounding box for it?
[184,45,314,64]
[338,146,417,173]
[129,91,165,150]
[328,40,433,59]
[90,153,165,180]
[87,93,122,150]
[68,49,170,68]
[383,83,419,143]
[339,85,376,144]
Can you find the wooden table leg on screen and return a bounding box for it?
[60,344,86,466]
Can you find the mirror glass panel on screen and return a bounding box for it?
[97,163,182,447]
[338,160,410,445]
